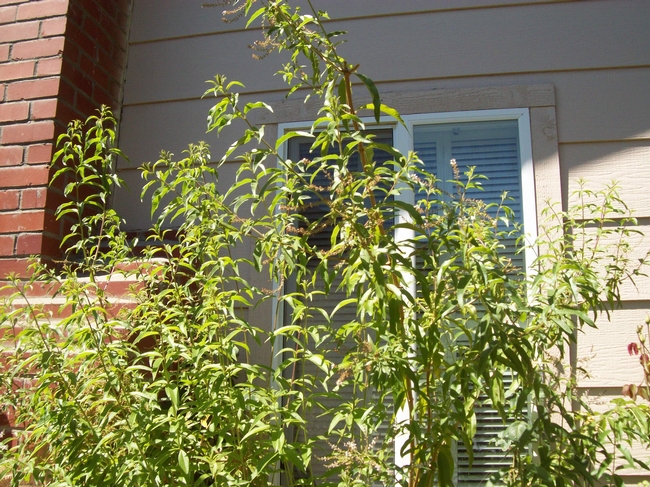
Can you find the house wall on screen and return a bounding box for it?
[113,1,650,478]
[0,0,133,461]
[116,0,650,401]
[116,0,650,217]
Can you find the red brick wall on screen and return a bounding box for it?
[0,0,132,278]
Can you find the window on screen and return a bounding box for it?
[395,109,537,272]
[398,110,536,485]
[277,108,537,485]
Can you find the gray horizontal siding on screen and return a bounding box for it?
[123,1,650,104]
[130,0,567,43]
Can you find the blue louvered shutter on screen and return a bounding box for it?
[290,131,394,249]
[414,120,523,268]
[286,131,395,482]
[451,121,523,273]
[413,120,522,486]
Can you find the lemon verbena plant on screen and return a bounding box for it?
[2,2,650,487]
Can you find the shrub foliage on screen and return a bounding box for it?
[2,2,650,486]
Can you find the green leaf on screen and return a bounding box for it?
[178,449,190,475]
[438,444,455,487]
[275,130,313,150]
[246,6,265,27]
[355,73,381,122]
[328,412,346,433]
[359,103,406,127]
[165,386,179,412]
[503,420,528,442]
[242,423,271,442]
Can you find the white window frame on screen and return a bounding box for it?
[273,108,539,478]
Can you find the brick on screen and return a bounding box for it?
[99,279,142,297]
[54,98,81,126]
[43,203,63,230]
[43,209,63,237]
[0,44,8,62]
[0,60,35,81]
[114,30,127,53]
[66,2,82,26]
[12,36,65,60]
[0,279,60,298]
[40,16,66,37]
[0,235,14,255]
[109,79,121,100]
[83,18,111,55]
[98,0,117,22]
[1,409,19,437]
[0,5,16,24]
[115,0,131,16]
[0,0,28,5]
[0,20,38,42]
[61,58,91,96]
[109,27,129,52]
[0,190,19,210]
[6,77,60,100]
[74,91,98,117]
[97,47,120,80]
[26,143,52,164]
[0,101,28,122]
[116,9,128,34]
[8,300,74,318]
[79,53,108,89]
[0,165,50,187]
[61,38,78,63]
[21,187,47,208]
[0,146,23,166]
[112,45,126,71]
[78,0,102,21]
[98,9,120,44]
[39,230,63,258]
[16,0,68,21]
[16,233,41,254]
[31,98,57,119]
[56,76,74,102]
[36,56,62,77]
[1,120,54,144]
[116,0,131,14]
[0,258,33,279]
[92,85,113,107]
[0,211,45,233]
[64,21,96,58]
[12,377,41,394]
[74,2,98,22]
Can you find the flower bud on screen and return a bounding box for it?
[628,342,639,355]
[623,383,638,400]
